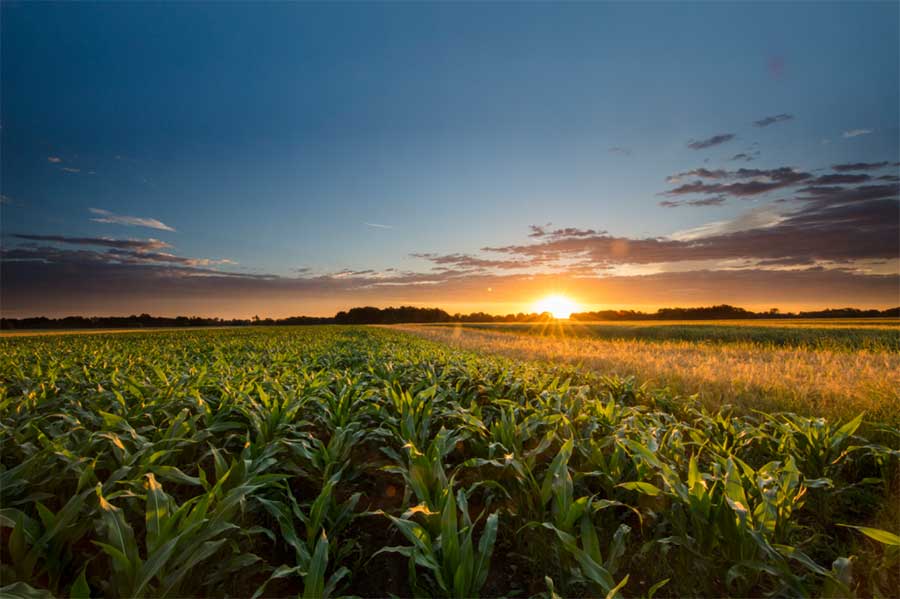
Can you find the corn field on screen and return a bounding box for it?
[1,327,898,598]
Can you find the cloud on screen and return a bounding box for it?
[11,234,172,251]
[659,197,727,208]
[664,167,812,197]
[687,134,735,150]
[411,252,546,271]
[47,156,62,163]
[808,173,871,185]
[364,222,393,229]
[61,167,81,173]
[483,192,898,267]
[4,151,898,317]
[669,204,786,240]
[753,113,794,128]
[792,183,899,207]
[609,146,632,156]
[728,152,759,162]
[4,255,897,318]
[528,226,605,239]
[843,129,873,138]
[104,248,234,267]
[830,161,895,172]
[2,245,249,276]
[89,208,176,232]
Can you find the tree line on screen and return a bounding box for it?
[2,304,897,330]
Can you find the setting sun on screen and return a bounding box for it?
[532,294,580,319]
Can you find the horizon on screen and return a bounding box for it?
[2,2,898,318]
[3,302,898,323]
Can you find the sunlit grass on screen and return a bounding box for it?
[399,322,900,422]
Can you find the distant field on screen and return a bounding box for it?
[398,320,900,422]
[425,319,900,352]
[0,326,239,337]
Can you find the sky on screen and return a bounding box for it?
[2,1,898,318]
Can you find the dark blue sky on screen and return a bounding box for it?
[2,2,898,316]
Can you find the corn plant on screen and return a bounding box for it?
[377,485,498,598]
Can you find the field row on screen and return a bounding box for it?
[1,327,898,597]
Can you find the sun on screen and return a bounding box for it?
[532,294,580,319]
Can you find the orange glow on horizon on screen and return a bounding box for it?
[531,294,581,319]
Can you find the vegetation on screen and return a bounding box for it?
[433,320,900,351]
[3,304,898,330]
[1,326,898,598]
[400,322,900,424]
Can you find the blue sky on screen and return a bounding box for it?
[2,2,898,316]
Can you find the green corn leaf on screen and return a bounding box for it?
[838,524,900,546]
[302,531,329,599]
[617,481,663,496]
[69,568,91,599]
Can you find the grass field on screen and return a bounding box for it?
[1,326,898,598]
[398,320,900,424]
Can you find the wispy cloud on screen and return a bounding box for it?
[831,161,894,172]
[61,167,81,173]
[47,156,62,163]
[609,146,632,156]
[686,133,735,150]
[843,129,873,138]
[364,222,393,229]
[11,234,172,251]
[89,208,176,232]
[659,197,727,208]
[753,113,794,128]
[729,151,759,162]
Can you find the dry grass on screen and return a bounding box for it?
[396,324,900,423]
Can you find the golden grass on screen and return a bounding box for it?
[464,317,900,329]
[396,324,900,423]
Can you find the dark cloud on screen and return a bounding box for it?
[411,252,542,271]
[609,146,632,156]
[793,183,899,206]
[659,197,727,208]
[830,161,897,172]
[2,244,246,274]
[527,225,605,239]
[809,173,871,185]
[666,168,729,182]
[484,194,899,266]
[664,167,812,197]
[753,113,794,128]
[11,234,171,251]
[686,134,736,150]
[729,152,759,162]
